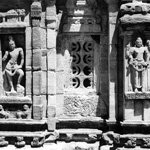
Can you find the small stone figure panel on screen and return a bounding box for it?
[1,35,25,96]
[125,36,150,93]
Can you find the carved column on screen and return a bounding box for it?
[45,0,57,131]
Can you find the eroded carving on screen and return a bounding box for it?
[0,137,8,147]
[124,138,136,148]
[2,36,24,95]
[16,105,30,119]
[142,138,150,148]
[15,137,25,148]
[102,132,120,145]
[0,105,9,119]
[31,137,44,147]
[64,95,98,117]
[126,37,149,92]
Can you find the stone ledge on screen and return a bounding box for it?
[58,128,102,142]
[0,119,47,125]
[0,96,32,104]
[58,128,102,135]
[124,92,150,99]
[122,121,150,126]
[0,131,48,137]
[120,14,150,24]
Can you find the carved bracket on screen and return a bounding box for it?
[15,137,25,148]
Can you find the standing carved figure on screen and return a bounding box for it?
[2,36,24,94]
[126,37,149,92]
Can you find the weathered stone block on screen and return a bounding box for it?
[48,95,56,106]
[46,7,56,20]
[40,12,46,27]
[56,94,64,117]
[56,71,64,94]
[26,50,32,71]
[48,71,56,95]
[26,71,32,95]
[47,117,56,131]
[33,49,42,71]
[42,55,47,71]
[47,29,56,49]
[33,71,42,95]
[47,105,56,117]
[25,27,31,50]
[33,104,43,120]
[42,71,47,94]
[47,48,56,71]
[57,53,65,71]
[32,19,41,27]
[40,27,46,49]
[47,20,57,29]
[33,95,42,105]
[32,27,41,49]
[42,95,47,118]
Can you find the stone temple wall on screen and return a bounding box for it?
[0,0,150,150]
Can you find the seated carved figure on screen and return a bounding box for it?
[2,36,24,94]
[0,105,9,119]
[126,37,149,92]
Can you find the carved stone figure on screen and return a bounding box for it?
[0,137,8,147]
[16,105,30,119]
[126,37,149,92]
[15,137,25,148]
[2,36,24,94]
[0,105,9,119]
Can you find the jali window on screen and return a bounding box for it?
[69,41,94,89]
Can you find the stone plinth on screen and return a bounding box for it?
[0,96,32,119]
[58,128,102,142]
[0,96,32,104]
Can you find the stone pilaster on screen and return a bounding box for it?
[108,1,119,121]
[31,1,44,120]
[45,0,57,131]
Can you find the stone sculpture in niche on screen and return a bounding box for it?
[2,36,24,95]
[126,37,149,92]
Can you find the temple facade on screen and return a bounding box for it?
[0,0,150,149]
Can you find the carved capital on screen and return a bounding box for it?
[31,1,42,18]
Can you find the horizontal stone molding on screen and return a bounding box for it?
[120,14,150,24]
[124,92,150,99]
[0,96,32,104]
